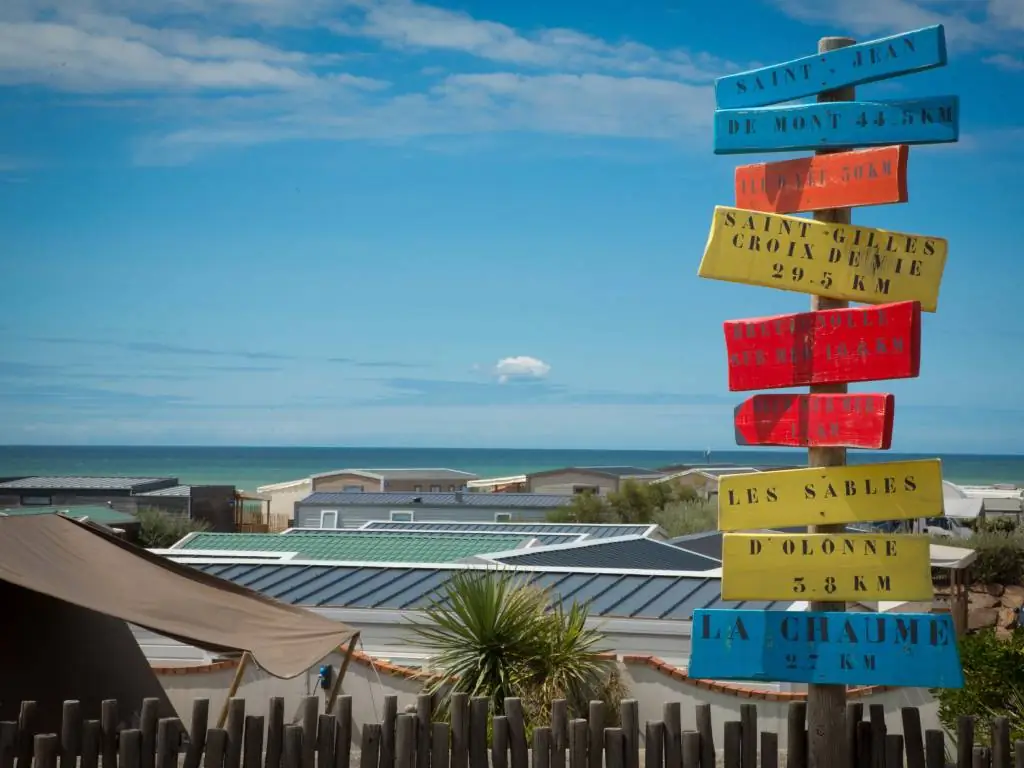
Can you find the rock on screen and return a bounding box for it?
[988,583,1007,597]
[969,592,1001,610]
[998,606,1019,629]
[1003,585,1024,609]
[968,607,1000,630]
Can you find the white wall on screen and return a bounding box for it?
[135,611,696,669]
[155,654,940,759]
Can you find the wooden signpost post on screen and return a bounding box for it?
[733,393,896,449]
[689,25,963,768]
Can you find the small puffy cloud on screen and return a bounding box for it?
[494,355,551,384]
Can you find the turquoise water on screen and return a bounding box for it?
[1,445,1022,491]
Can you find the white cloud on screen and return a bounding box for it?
[494,356,551,384]
[0,20,335,92]
[135,72,713,164]
[331,0,735,82]
[985,53,1024,71]
[769,0,1021,52]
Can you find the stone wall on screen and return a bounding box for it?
[968,583,1024,636]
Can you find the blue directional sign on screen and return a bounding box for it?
[688,609,964,688]
[713,96,959,155]
[715,25,948,109]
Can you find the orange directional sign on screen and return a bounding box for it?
[735,146,909,214]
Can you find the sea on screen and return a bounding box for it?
[0,446,1023,491]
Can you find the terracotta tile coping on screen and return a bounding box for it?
[152,651,894,701]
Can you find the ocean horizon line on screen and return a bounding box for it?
[2,444,1022,459]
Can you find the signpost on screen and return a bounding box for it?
[721,533,933,602]
[715,26,947,109]
[716,458,944,531]
[733,393,895,449]
[688,609,965,688]
[690,28,962,768]
[714,96,960,154]
[698,206,948,311]
[735,145,909,214]
[724,301,921,391]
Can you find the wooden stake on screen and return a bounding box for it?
[217,653,252,729]
[807,33,856,768]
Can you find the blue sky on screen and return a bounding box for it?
[1,0,1023,451]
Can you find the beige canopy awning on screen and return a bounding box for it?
[0,514,357,679]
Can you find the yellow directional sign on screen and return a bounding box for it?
[697,206,948,312]
[717,459,943,531]
[721,533,933,602]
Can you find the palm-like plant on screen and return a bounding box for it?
[411,568,614,720]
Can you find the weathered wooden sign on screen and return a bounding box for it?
[734,145,909,214]
[689,609,964,688]
[698,206,948,311]
[724,301,921,392]
[715,25,947,109]
[734,393,895,449]
[713,95,959,155]
[717,458,943,531]
[721,533,932,601]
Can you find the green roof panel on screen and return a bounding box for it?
[178,531,528,563]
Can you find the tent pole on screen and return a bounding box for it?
[217,651,251,728]
[325,634,360,713]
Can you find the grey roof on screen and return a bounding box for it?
[983,498,1023,513]
[491,536,721,571]
[136,485,192,498]
[530,466,663,479]
[301,492,572,509]
[312,468,479,481]
[0,476,178,492]
[575,466,664,477]
[283,528,586,547]
[176,560,789,619]
[361,520,661,540]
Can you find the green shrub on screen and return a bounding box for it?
[965,530,1024,586]
[137,507,210,548]
[935,629,1024,744]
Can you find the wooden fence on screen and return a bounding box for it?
[2,694,1022,768]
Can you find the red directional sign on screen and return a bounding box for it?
[723,301,921,391]
[734,394,896,449]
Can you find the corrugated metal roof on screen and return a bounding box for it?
[0,476,177,492]
[179,532,530,563]
[283,528,584,546]
[173,560,789,619]
[0,505,138,526]
[491,536,721,571]
[361,520,660,539]
[136,485,192,498]
[302,492,571,509]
